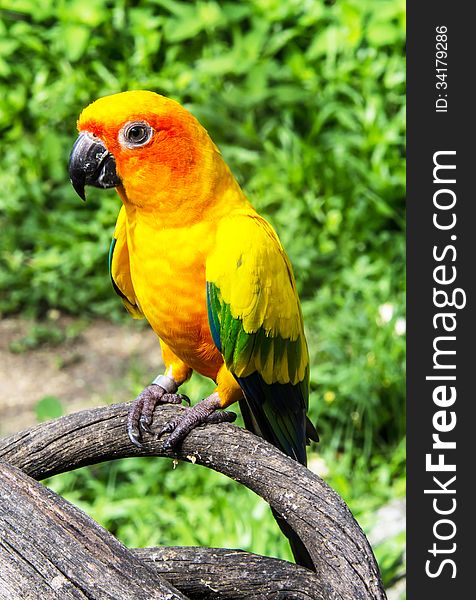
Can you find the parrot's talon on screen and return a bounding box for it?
[179,394,191,406]
[162,393,186,405]
[205,410,237,425]
[159,392,234,448]
[139,415,153,434]
[161,437,176,451]
[127,381,184,446]
[129,426,143,448]
[158,420,178,437]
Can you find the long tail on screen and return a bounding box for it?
[237,373,318,571]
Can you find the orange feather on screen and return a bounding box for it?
[79,91,250,404]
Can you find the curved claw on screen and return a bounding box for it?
[127,382,189,446]
[139,415,153,434]
[129,424,143,448]
[179,394,191,406]
[158,420,177,437]
[127,384,165,446]
[127,394,150,447]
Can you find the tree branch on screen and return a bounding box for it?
[0,461,187,599]
[0,402,387,599]
[133,546,325,599]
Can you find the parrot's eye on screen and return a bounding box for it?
[120,121,153,148]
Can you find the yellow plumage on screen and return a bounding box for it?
[70,89,317,569]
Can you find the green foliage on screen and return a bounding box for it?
[46,457,294,561]
[8,316,88,352]
[35,395,64,421]
[1,0,405,590]
[9,322,66,352]
[0,0,405,454]
[323,437,406,589]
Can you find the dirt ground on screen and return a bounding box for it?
[0,316,162,436]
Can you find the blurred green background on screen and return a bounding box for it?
[0,0,405,595]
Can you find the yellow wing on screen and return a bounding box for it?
[206,211,308,387]
[108,206,144,319]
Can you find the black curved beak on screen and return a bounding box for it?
[68,132,121,201]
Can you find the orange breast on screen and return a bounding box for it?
[126,212,224,380]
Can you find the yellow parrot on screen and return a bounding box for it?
[69,91,318,569]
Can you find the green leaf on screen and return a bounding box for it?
[35,396,64,422]
[62,24,90,62]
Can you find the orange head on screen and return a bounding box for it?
[69,90,232,217]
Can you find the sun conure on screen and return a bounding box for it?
[68,90,318,570]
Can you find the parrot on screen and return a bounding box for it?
[68,90,318,570]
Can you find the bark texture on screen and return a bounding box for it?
[0,402,387,599]
[0,461,187,599]
[133,546,326,599]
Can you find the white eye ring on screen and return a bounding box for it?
[119,121,153,148]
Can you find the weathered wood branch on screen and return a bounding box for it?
[0,402,387,599]
[133,546,326,599]
[0,461,187,599]
[0,463,324,600]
